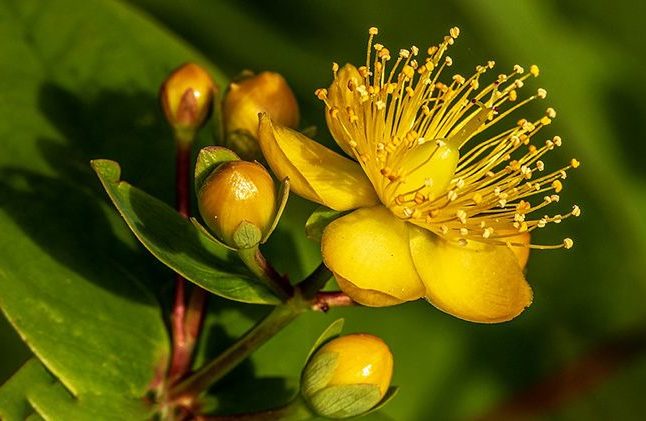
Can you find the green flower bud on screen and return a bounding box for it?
[301,334,394,419]
[222,71,299,160]
[197,161,276,248]
[160,63,217,142]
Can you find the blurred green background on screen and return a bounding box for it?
[1,0,646,419]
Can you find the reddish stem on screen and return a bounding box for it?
[311,291,356,312]
[169,144,192,381]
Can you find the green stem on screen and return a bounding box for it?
[297,263,333,299]
[238,246,292,300]
[169,303,303,403]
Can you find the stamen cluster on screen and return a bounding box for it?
[315,27,580,249]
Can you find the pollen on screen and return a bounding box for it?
[315,27,580,250]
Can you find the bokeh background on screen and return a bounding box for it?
[1,0,645,419]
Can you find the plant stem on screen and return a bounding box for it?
[238,247,292,300]
[169,303,303,404]
[170,141,208,381]
[311,291,355,312]
[297,263,333,299]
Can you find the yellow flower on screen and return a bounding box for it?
[258,27,580,323]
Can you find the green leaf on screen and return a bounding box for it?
[362,386,400,416]
[305,207,346,243]
[233,221,263,249]
[92,159,280,305]
[0,360,53,420]
[309,384,382,419]
[0,359,152,421]
[301,352,339,400]
[262,177,290,243]
[305,319,345,363]
[194,146,240,191]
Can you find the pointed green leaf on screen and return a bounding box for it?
[301,352,339,399]
[92,159,280,305]
[362,386,400,416]
[0,360,53,420]
[233,221,263,249]
[0,359,153,421]
[194,146,240,191]
[305,318,345,363]
[309,384,382,419]
[305,207,346,243]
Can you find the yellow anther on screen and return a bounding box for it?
[460,228,469,236]
[540,116,552,125]
[552,180,563,193]
[571,158,580,168]
[509,90,518,101]
[537,88,547,99]
[452,74,465,84]
[513,64,525,74]
[450,27,460,38]
[445,56,453,66]
[332,62,339,73]
[369,27,379,35]
[456,209,467,223]
[315,88,328,100]
[516,200,531,213]
[546,107,556,118]
[402,65,415,79]
[572,205,581,217]
[563,238,574,249]
[530,64,540,77]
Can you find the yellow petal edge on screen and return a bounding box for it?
[409,227,533,323]
[322,206,425,305]
[258,115,378,211]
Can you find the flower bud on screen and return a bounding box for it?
[160,63,216,140]
[223,71,299,160]
[197,161,276,248]
[301,334,393,419]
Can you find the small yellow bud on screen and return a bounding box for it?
[160,63,216,139]
[223,72,299,160]
[197,161,276,248]
[302,334,393,418]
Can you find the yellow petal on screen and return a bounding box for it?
[507,231,530,270]
[326,63,362,157]
[409,228,533,323]
[321,206,425,304]
[335,274,405,307]
[258,115,379,211]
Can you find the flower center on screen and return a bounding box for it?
[315,27,581,250]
